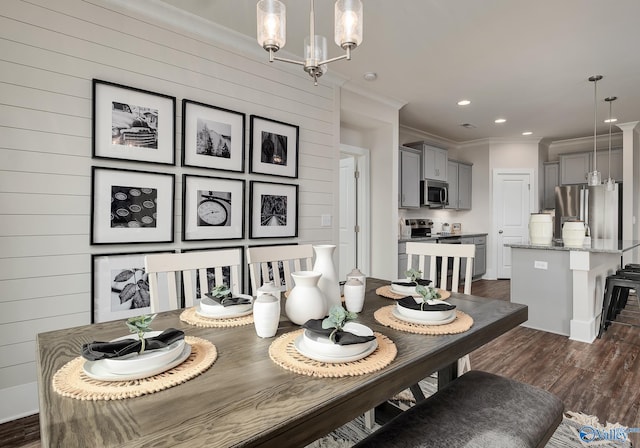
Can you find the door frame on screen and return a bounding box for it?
[340,144,371,276]
[491,168,535,279]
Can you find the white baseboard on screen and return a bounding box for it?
[0,383,39,424]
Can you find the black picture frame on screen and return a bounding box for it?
[181,246,246,300]
[92,79,176,165]
[181,99,245,172]
[249,115,299,178]
[182,174,245,241]
[91,250,175,323]
[91,166,175,245]
[249,181,298,239]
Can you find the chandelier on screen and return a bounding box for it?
[257,0,363,85]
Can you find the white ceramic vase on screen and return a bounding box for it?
[257,281,281,301]
[563,220,586,247]
[344,278,365,313]
[529,213,553,245]
[312,245,341,310]
[285,271,327,325]
[346,267,366,290]
[253,293,280,338]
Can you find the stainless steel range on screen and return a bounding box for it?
[406,219,433,238]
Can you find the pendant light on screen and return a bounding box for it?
[587,75,603,186]
[604,96,617,191]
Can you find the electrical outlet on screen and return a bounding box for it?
[534,261,548,270]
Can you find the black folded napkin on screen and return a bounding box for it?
[81,328,185,361]
[392,279,432,287]
[203,293,252,307]
[302,319,376,345]
[397,296,456,311]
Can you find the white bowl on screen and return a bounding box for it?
[101,331,185,375]
[396,299,455,322]
[302,322,374,357]
[390,279,418,295]
[199,294,253,316]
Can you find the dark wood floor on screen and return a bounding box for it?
[3,279,639,447]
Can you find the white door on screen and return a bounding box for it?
[493,170,534,278]
[339,156,357,280]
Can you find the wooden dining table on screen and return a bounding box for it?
[36,278,527,447]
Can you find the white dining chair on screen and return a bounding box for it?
[246,244,314,294]
[405,241,476,374]
[145,249,242,312]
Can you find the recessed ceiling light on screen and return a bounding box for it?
[604,118,618,123]
[494,118,507,124]
[363,72,377,81]
[522,131,533,136]
[457,100,471,106]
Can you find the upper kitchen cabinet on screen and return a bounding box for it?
[559,149,622,185]
[543,161,559,209]
[399,146,421,208]
[405,142,448,181]
[446,160,472,210]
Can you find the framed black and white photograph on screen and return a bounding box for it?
[182,246,245,300]
[92,79,176,165]
[91,251,174,323]
[182,99,245,172]
[182,174,245,241]
[249,115,299,178]
[91,166,175,244]
[249,181,298,238]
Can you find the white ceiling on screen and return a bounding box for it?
[158,0,640,143]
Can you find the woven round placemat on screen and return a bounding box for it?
[269,329,397,377]
[52,336,217,401]
[180,306,254,328]
[375,285,451,300]
[374,305,473,335]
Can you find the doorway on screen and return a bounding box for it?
[492,169,534,279]
[339,144,370,280]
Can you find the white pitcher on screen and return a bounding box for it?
[312,245,341,310]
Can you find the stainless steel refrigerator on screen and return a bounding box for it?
[554,184,622,240]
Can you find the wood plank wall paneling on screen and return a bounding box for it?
[0,0,338,421]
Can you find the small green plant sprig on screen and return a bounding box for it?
[210,284,232,301]
[126,314,157,353]
[415,284,442,310]
[322,305,358,343]
[405,268,422,282]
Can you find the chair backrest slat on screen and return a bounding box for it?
[246,244,314,293]
[405,242,476,294]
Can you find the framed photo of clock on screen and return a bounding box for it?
[182,99,245,172]
[249,115,299,178]
[91,166,175,244]
[182,174,245,241]
[92,79,176,165]
[91,250,175,323]
[249,181,298,239]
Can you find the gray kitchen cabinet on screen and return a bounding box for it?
[473,235,487,278]
[399,146,421,208]
[398,242,408,278]
[559,149,622,185]
[543,161,559,209]
[405,141,448,181]
[596,148,623,182]
[446,160,472,210]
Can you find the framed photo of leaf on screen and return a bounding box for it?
[91,251,175,323]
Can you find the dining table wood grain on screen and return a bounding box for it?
[36,278,527,447]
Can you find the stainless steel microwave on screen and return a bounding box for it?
[421,180,449,207]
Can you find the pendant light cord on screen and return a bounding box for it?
[593,78,598,172]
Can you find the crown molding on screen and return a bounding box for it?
[549,133,623,152]
[342,82,407,111]
[399,124,457,148]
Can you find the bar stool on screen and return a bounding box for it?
[598,271,640,338]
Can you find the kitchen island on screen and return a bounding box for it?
[506,239,640,343]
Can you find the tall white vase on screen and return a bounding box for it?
[312,245,341,310]
[285,271,327,325]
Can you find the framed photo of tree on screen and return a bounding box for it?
[91,251,175,323]
[92,79,176,165]
[249,181,298,238]
[182,174,245,241]
[182,99,245,172]
[249,115,299,178]
[91,166,175,244]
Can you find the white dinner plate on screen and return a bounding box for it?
[101,331,185,375]
[302,322,374,358]
[83,344,191,382]
[294,335,377,363]
[198,294,253,318]
[391,307,457,326]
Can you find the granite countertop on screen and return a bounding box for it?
[399,233,488,243]
[506,239,640,254]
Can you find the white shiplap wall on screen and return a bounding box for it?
[0,0,338,422]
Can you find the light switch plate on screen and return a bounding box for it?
[534,261,548,270]
[321,214,332,227]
